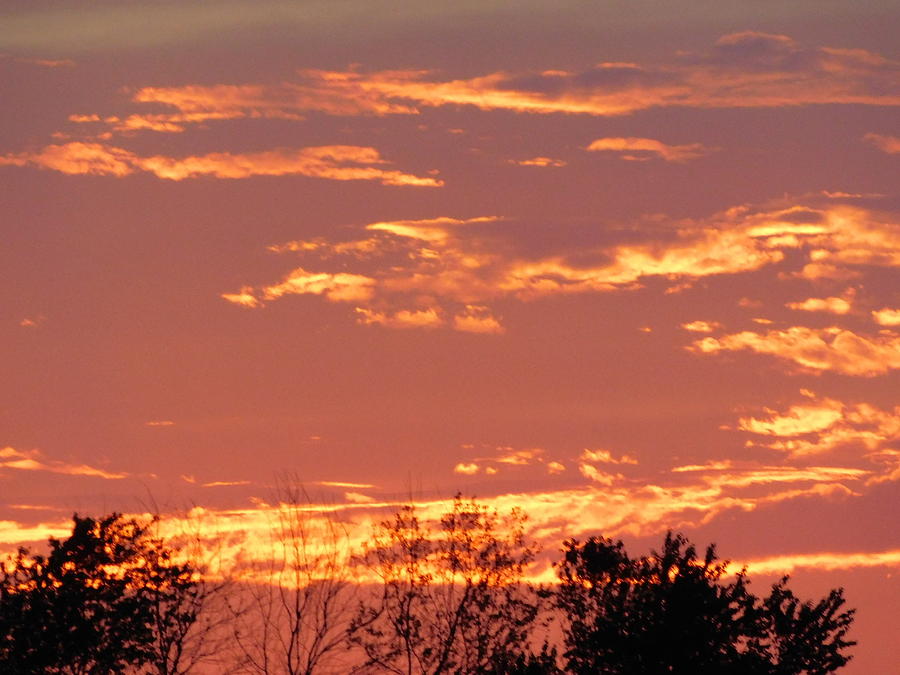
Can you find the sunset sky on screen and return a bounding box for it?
[1,1,899,670]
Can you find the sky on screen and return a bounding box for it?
[1,1,899,670]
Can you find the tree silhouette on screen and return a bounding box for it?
[554,532,855,675]
[0,513,208,674]
[226,479,358,674]
[348,496,545,674]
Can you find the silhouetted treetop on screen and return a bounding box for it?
[0,513,207,674]
[554,532,855,675]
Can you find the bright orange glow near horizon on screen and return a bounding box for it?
[1,1,898,670]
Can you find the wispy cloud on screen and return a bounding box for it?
[682,320,722,333]
[692,326,900,376]
[586,137,713,162]
[581,449,638,465]
[313,480,377,489]
[872,308,900,326]
[509,156,567,168]
[733,390,900,456]
[5,449,898,582]
[2,55,75,69]
[737,549,900,575]
[863,133,900,154]
[224,200,900,335]
[115,33,900,129]
[0,142,442,186]
[0,446,127,480]
[452,305,504,334]
[453,462,480,475]
[355,307,444,329]
[785,294,852,315]
[201,480,252,488]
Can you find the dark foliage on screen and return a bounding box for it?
[0,513,204,674]
[554,532,855,675]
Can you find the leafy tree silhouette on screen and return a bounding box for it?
[554,532,855,675]
[0,513,207,674]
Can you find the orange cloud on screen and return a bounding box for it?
[692,326,900,376]
[863,133,900,154]
[785,296,851,314]
[734,391,900,456]
[263,269,375,303]
[222,270,375,308]
[546,461,566,475]
[134,77,418,120]
[737,549,900,575]
[4,453,891,583]
[220,287,262,308]
[46,32,896,151]
[355,307,443,330]
[0,142,136,176]
[453,462,480,475]
[0,142,441,186]
[344,492,376,504]
[5,55,76,69]
[578,464,624,486]
[872,308,900,326]
[738,395,844,437]
[452,305,504,334]
[510,157,567,167]
[494,447,544,466]
[670,460,868,488]
[227,200,900,335]
[681,320,722,333]
[586,137,713,162]
[581,449,638,465]
[276,34,900,118]
[0,446,127,480]
[313,481,376,489]
[501,226,784,297]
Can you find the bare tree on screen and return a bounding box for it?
[227,478,358,674]
[348,495,543,674]
[144,510,233,675]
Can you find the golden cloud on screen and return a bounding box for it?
[682,320,722,333]
[734,391,900,456]
[43,32,896,152]
[453,462,480,476]
[578,464,625,486]
[510,156,567,168]
[4,448,896,584]
[872,308,900,326]
[0,142,135,176]
[737,549,900,575]
[693,326,900,376]
[546,461,566,475]
[864,133,900,154]
[0,446,127,480]
[453,305,504,334]
[226,201,900,335]
[355,307,443,329]
[785,296,852,314]
[0,142,441,186]
[580,449,638,465]
[586,137,713,162]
